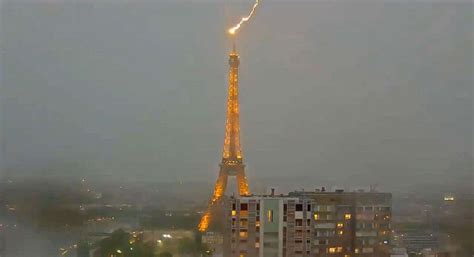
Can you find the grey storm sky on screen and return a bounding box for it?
[1,0,472,190]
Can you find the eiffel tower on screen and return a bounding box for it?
[198,44,250,232]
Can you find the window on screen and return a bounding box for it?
[337,223,344,228]
[240,203,248,211]
[338,230,344,235]
[328,247,337,253]
[296,219,303,226]
[314,214,320,220]
[267,210,273,222]
[344,213,352,220]
[232,210,237,216]
[296,204,303,211]
[362,247,374,253]
[307,204,311,211]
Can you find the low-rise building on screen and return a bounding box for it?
[203,231,224,253]
[390,247,408,257]
[401,233,439,254]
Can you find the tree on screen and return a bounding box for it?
[98,229,155,257]
[158,252,173,257]
[77,241,90,257]
[178,237,197,255]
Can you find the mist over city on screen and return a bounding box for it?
[0,0,472,257]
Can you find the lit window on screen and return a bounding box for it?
[337,247,343,253]
[328,247,337,253]
[314,214,320,220]
[232,210,237,216]
[337,223,344,228]
[355,248,360,254]
[239,231,248,238]
[267,210,273,223]
[338,230,344,235]
[344,213,352,220]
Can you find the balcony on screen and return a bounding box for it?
[314,223,335,229]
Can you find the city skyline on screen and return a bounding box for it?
[0,1,472,256]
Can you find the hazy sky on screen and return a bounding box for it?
[1,0,472,191]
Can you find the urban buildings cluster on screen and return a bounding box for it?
[224,188,392,257]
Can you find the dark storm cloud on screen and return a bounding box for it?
[1,1,472,191]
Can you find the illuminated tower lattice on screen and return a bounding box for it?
[198,45,250,232]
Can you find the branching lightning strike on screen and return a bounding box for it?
[228,0,260,35]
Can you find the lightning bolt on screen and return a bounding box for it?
[228,0,260,35]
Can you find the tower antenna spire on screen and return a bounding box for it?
[232,38,236,53]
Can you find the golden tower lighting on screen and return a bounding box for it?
[198,44,250,232]
[198,0,260,233]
